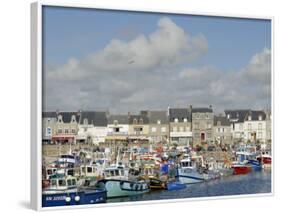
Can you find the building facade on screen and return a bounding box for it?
[52,111,81,144]
[192,107,214,146]
[145,110,169,143]
[213,116,232,145]
[243,110,267,143]
[128,114,149,141]
[168,108,192,146]
[78,111,108,145]
[42,112,57,144]
[106,115,129,143]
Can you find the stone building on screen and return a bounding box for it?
[168,108,192,146]
[192,106,214,146]
[52,111,81,144]
[213,116,232,145]
[145,110,169,143]
[128,113,149,141]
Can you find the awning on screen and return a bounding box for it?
[52,135,75,141]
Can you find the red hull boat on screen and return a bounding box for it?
[232,164,252,175]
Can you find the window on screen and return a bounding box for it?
[258,132,262,139]
[71,115,76,123]
[217,121,221,126]
[179,127,184,132]
[139,118,143,124]
[172,127,177,132]
[65,129,69,134]
[259,115,262,121]
[133,118,137,124]
[206,114,209,119]
[157,120,161,124]
[113,120,118,125]
[183,118,187,123]
[174,118,178,123]
[58,180,66,186]
[46,127,51,135]
[185,126,190,131]
[87,167,93,173]
[248,123,252,130]
[51,180,57,187]
[71,129,76,134]
[248,116,252,121]
[58,115,63,123]
[258,123,262,130]
[58,128,62,134]
[239,123,243,130]
[114,127,120,132]
[83,118,88,125]
[47,118,50,123]
[161,127,166,132]
[194,122,199,129]
[67,179,72,186]
[217,128,220,133]
[151,127,156,132]
[194,133,200,138]
[207,122,212,129]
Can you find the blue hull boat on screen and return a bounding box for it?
[166,182,186,191]
[42,188,107,207]
[248,160,262,171]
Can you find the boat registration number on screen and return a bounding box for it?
[46,196,66,201]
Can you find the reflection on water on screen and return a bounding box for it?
[107,170,271,203]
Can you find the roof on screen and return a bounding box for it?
[214,116,230,126]
[57,112,80,123]
[80,111,108,126]
[224,109,250,122]
[244,110,266,121]
[108,115,129,124]
[129,114,149,124]
[42,111,57,118]
[147,110,168,124]
[169,108,191,122]
[192,108,213,113]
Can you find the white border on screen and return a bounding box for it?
[31,0,274,211]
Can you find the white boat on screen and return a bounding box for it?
[177,155,207,184]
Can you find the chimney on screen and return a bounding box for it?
[209,105,212,109]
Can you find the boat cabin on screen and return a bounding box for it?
[47,176,77,191]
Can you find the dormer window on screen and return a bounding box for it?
[58,115,63,123]
[139,118,143,124]
[83,118,88,125]
[227,114,230,119]
[183,118,187,123]
[71,115,76,123]
[174,118,178,123]
[133,118,137,124]
[113,120,118,125]
[258,115,262,121]
[157,120,161,124]
[248,115,252,121]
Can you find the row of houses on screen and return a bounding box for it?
[42,106,271,147]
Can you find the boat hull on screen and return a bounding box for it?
[97,179,149,198]
[42,189,106,207]
[177,169,205,184]
[166,182,186,191]
[232,165,252,175]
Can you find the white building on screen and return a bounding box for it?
[77,111,109,145]
[243,111,267,143]
[106,115,129,142]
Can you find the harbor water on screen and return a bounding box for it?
[107,170,272,203]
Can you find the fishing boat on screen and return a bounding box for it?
[232,163,252,175]
[176,155,206,184]
[97,166,150,198]
[42,176,106,207]
[257,150,272,168]
[147,177,166,190]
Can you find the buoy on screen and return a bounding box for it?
[65,196,71,202]
[74,195,80,202]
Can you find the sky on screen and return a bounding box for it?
[42,6,271,114]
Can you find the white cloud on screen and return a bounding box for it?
[43,17,271,113]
